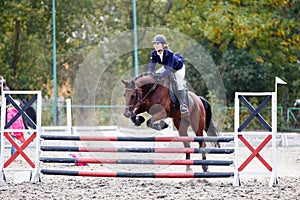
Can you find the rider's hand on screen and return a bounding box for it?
[155,73,163,80]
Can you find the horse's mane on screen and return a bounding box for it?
[134,72,156,88]
[134,72,152,81]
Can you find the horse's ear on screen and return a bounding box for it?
[122,79,135,89]
[121,80,128,86]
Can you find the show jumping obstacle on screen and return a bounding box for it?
[0,77,285,185]
[39,135,235,179]
[233,92,279,187]
[232,77,287,187]
[0,91,42,183]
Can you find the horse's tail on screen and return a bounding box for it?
[199,96,220,148]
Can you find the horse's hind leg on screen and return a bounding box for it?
[173,118,192,172]
[183,141,192,172]
[146,104,168,130]
[191,117,208,172]
[199,141,208,172]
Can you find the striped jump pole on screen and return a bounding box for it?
[40,146,234,154]
[41,169,234,178]
[41,135,234,143]
[40,157,233,166]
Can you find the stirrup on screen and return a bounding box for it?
[180,104,189,114]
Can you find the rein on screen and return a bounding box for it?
[130,79,159,114]
[137,80,159,106]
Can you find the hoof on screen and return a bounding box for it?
[159,120,169,129]
[186,166,193,172]
[202,165,209,172]
[148,120,169,131]
[131,115,145,126]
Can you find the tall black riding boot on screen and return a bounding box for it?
[178,90,189,115]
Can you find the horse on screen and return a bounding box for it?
[122,72,220,172]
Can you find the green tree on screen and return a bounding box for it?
[1,0,298,128]
[0,1,51,93]
[167,0,299,105]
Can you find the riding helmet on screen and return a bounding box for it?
[152,34,167,44]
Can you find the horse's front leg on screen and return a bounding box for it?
[200,141,208,172]
[131,115,145,126]
[146,104,168,130]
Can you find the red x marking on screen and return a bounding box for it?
[4,132,37,168]
[238,135,272,172]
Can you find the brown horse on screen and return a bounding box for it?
[122,72,219,172]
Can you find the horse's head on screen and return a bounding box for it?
[122,79,138,118]
[122,73,157,118]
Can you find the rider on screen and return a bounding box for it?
[147,34,189,115]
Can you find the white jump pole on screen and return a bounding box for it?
[66,99,72,134]
[270,77,287,187]
[0,94,6,182]
[233,92,240,186]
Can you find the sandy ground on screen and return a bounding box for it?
[0,142,299,199]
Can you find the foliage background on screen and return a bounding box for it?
[0,0,299,129]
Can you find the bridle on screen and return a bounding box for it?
[126,79,159,116]
[125,87,139,115]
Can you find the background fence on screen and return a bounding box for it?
[41,100,300,132]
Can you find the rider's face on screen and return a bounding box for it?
[153,42,164,52]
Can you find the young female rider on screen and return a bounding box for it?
[147,34,189,115]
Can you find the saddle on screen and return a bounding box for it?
[168,73,194,106]
[134,72,193,109]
